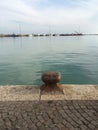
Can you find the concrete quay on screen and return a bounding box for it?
[0,85,98,130]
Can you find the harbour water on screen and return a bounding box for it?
[0,36,98,85]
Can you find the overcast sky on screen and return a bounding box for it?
[0,0,98,34]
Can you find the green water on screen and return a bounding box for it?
[0,36,98,85]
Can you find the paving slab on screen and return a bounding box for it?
[0,85,40,101]
[63,84,98,100]
[41,91,65,100]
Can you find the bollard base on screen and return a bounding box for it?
[40,83,63,93]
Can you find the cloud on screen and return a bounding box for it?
[0,0,98,33]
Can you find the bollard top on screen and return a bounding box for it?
[41,71,61,84]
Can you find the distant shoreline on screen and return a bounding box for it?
[0,33,98,38]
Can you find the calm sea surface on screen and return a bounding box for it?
[0,36,98,85]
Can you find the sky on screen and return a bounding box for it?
[0,0,98,34]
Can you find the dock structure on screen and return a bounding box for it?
[0,85,98,130]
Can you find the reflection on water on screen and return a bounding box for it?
[0,36,98,85]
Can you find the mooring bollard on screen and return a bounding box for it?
[41,72,62,92]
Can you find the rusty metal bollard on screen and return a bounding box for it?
[41,72,62,92]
